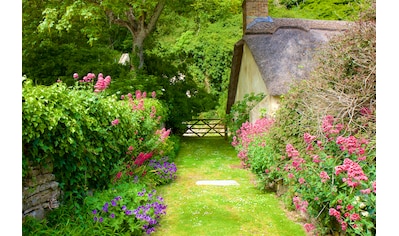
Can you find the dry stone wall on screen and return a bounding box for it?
[22,159,61,220]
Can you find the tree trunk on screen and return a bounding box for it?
[106,1,166,71]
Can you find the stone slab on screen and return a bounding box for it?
[195,180,239,186]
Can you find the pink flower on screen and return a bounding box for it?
[303,133,316,144]
[335,158,368,187]
[111,119,119,126]
[373,181,376,193]
[347,204,354,211]
[128,146,134,151]
[288,173,294,179]
[304,223,315,233]
[286,144,299,158]
[341,221,348,231]
[319,171,330,183]
[312,155,321,163]
[298,178,306,184]
[360,188,371,194]
[151,91,156,98]
[350,213,361,221]
[73,73,79,79]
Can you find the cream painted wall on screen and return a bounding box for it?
[236,43,281,122]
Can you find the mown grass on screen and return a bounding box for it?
[153,137,307,236]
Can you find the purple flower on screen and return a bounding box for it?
[111,200,117,207]
[122,205,127,211]
[99,217,103,223]
[94,216,98,222]
[92,209,97,214]
[102,202,109,212]
[125,210,133,215]
[110,213,115,218]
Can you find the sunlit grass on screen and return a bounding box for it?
[154,137,307,236]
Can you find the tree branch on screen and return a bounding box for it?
[145,0,166,34]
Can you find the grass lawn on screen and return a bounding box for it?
[153,137,307,236]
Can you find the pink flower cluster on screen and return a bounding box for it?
[284,144,306,173]
[233,118,275,149]
[134,152,153,166]
[319,171,330,183]
[329,203,362,231]
[322,115,344,139]
[232,118,274,167]
[335,158,368,188]
[336,135,368,159]
[293,196,308,213]
[94,73,111,93]
[156,128,171,142]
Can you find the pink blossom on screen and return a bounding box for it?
[156,128,171,142]
[335,158,368,187]
[286,144,299,158]
[312,155,321,163]
[151,91,156,98]
[360,107,372,117]
[350,213,361,221]
[373,181,376,193]
[298,178,306,184]
[135,90,142,99]
[329,208,341,220]
[303,133,316,144]
[319,171,330,183]
[111,119,119,126]
[347,204,354,211]
[304,223,315,233]
[360,188,371,194]
[73,73,79,79]
[341,221,348,231]
[288,173,294,179]
[121,95,125,100]
[128,146,134,151]
[293,196,308,213]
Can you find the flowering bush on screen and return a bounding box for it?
[231,117,275,168]
[148,157,177,185]
[232,115,376,235]
[85,182,167,235]
[22,76,173,199]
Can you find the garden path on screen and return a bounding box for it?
[153,137,308,236]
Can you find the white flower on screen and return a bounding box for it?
[361,211,369,217]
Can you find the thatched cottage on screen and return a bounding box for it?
[226,0,353,122]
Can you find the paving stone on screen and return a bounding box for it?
[195,180,239,186]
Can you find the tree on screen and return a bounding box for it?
[38,0,167,70]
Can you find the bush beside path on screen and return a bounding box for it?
[154,137,307,236]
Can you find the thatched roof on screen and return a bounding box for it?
[226,18,352,114]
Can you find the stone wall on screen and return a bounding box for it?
[22,159,61,220]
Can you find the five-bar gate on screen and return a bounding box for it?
[182,119,227,138]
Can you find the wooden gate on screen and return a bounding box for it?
[182,119,227,138]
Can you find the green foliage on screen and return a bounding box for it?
[226,92,265,138]
[22,78,169,200]
[84,182,167,234]
[270,0,365,20]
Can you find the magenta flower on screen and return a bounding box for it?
[73,73,79,79]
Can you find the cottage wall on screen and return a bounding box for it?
[236,43,279,121]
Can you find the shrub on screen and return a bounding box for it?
[22,75,170,200]
[234,115,376,235]
[226,92,265,139]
